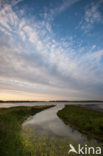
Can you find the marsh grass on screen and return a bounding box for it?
[0,105,53,156]
[21,127,102,156]
[0,105,102,156]
[57,105,103,141]
[21,127,76,156]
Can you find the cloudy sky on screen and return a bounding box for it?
[0,0,103,101]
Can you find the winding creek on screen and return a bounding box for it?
[22,102,103,145]
[0,102,103,146]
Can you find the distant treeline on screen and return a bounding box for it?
[0,100,103,103]
[49,100,103,102]
[0,100,4,103]
[0,100,47,103]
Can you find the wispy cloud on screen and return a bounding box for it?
[0,4,19,31]
[80,0,103,32]
[43,0,81,21]
[0,0,22,8]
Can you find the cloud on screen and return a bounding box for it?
[51,0,80,16]
[0,1,103,100]
[43,0,81,21]
[0,4,19,32]
[0,0,23,8]
[85,5,101,24]
[80,0,103,32]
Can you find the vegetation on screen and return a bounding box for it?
[22,127,71,156]
[57,105,103,141]
[22,127,100,156]
[0,105,53,156]
[0,105,102,156]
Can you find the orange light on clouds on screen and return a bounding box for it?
[0,89,87,101]
[0,90,50,101]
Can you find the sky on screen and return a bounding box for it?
[0,0,103,101]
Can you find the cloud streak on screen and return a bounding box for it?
[80,0,103,32]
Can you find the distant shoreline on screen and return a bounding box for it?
[0,100,103,103]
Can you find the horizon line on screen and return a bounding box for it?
[0,100,103,103]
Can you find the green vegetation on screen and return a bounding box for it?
[57,105,103,141]
[0,105,53,156]
[21,126,102,156]
[0,105,102,156]
[22,127,71,156]
[22,127,100,156]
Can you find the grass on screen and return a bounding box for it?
[57,105,103,141]
[21,126,102,156]
[0,105,53,156]
[21,127,71,156]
